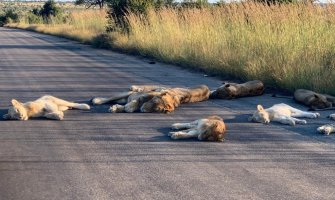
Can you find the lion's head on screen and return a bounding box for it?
[248,105,270,124]
[308,94,332,110]
[198,116,226,142]
[3,99,28,120]
[140,93,176,113]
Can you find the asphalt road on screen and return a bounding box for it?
[0,27,334,200]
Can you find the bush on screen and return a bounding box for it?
[40,0,62,18]
[26,12,43,24]
[106,0,174,32]
[0,9,20,26]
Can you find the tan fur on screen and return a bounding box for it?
[169,115,226,142]
[91,85,167,113]
[317,124,335,135]
[130,85,167,93]
[3,95,90,120]
[141,85,210,113]
[248,103,320,126]
[210,80,264,99]
[109,91,163,113]
[294,89,335,110]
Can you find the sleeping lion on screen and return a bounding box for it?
[248,103,320,126]
[3,95,90,120]
[169,115,226,142]
[210,80,264,99]
[92,85,210,113]
[140,85,210,113]
[294,89,335,110]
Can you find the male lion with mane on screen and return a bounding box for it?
[140,85,210,113]
[92,85,210,113]
[3,95,90,120]
[169,115,226,142]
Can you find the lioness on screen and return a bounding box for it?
[294,89,335,110]
[210,80,264,99]
[248,103,320,126]
[169,115,226,142]
[3,95,90,120]
[317,124,335,135]
[329,114,335,120]
[140,85,210,113]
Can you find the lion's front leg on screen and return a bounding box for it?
[171,120,199,130]
[124,100,140,113]
[108,104,125,113]
[273,116,296,126]
[44,111,64,120]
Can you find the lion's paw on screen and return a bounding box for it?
[314,113,321,118]
[92,98,102,105]
[329,114,335,120]
[171,123,182,130]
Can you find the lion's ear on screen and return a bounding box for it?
[11,99,22,107]
[225,84,231,88]
[257,105,264,111]
[164,103,174,114]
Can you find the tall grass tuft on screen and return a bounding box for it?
[111,3,335,94]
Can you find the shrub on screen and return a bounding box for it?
[0,9,19,26]
[26,12,43,24]
[40,0,62,18]
[106,0,174,32]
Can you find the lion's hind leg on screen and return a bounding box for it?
[42,95,89,110]
[289,107,320,118]
[44,111,64,120]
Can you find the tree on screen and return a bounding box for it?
[40,0,61,18]
[75,0,105,9]
[107,0,166,31]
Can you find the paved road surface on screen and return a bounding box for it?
[0,27,334,200]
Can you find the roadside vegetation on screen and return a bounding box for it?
[2,0,335,94]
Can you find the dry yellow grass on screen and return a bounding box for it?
[8,9,106,43]
[111,3,335,94]
[7,3,335,94]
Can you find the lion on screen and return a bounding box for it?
[210,80,264,99]
[3,95,90,120]
[169,115,226,142]
[140,85,210,113]
[294,89,335,110]
[330,114,335,120]
[248,103,320,126]
[317,124,335,135]
[91,85,167,113]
